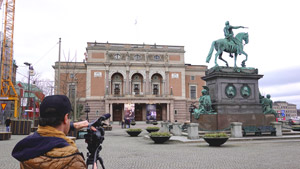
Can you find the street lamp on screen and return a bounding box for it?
[24,62,31,119]
[189,103,196,122]
[85,103,90,121]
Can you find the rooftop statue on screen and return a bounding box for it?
[206,21,249,68]
[261,94,278,117]
[192,88,216,119]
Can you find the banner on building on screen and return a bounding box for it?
[124,104,135,120]
[146,104,156,121]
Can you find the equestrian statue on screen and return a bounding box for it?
[206,21,249,68]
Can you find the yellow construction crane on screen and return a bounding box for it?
[0,0,18,117]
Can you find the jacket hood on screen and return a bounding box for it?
[12,132,69,161]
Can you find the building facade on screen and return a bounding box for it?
[54,42,207,122]
[273,101,297,120]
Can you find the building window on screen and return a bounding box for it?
[114,84,120,95]
[134,84,140,95]
[174,110,178,115]
[190,86,196,99]
[154,55,161,60]
[153,84,159,95]
[70,73,74,79]
[190,76,195,80]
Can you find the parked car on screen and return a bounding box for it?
[288,119,300,125]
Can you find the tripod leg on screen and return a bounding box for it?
[98,156,105,169]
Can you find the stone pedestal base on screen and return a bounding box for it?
[270,122,282,136]
[192,114,275,131]
[160,122,169,133]
[230,122,243,138]
[171,122,182,136]
[187,123,199,140]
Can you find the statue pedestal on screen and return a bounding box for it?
[203,67,263,115]
[192,67,275,131]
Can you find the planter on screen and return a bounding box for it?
[146,128,160,133]
[292,126,300,131]
[0,132,11,140]
[131,122,136,126]
[150,136,171,144]
[11,120,31,135]
[203,137,229,146]
[126,130,142,137]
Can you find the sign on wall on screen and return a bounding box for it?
[171,73,179,79]
[94,72,102,77]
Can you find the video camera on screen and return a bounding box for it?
[84,113,111,169]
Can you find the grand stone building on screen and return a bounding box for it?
[273,101,297,120]
[54,42,207,122]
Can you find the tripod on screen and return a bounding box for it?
[86,144,105,169]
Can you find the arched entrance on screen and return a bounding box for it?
[113,104,123,121]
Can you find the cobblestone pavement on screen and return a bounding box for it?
[2,124,300,169]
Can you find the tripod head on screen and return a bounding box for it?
[84,113,110,169]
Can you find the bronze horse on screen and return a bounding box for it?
[206,32,249,67]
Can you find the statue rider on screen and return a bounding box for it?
[224,21,245,58]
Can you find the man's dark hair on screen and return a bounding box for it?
[39,108,66,127]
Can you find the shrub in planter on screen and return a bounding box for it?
[146,126,160,133]
[149,132,171,144]
[203,132,229,147]
[126,128,142,137]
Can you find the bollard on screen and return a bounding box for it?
[171,122,182,136]
[230,122,243,138]
[270,122,282,136]
[187,123,199,140]
[160,122,169,132]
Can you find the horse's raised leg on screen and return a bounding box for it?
[214,50,222,67]
[219,52,229,67]
[241,51,248,67]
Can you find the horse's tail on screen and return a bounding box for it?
[206,41,216,63]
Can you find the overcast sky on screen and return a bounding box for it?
[5,0,300,108]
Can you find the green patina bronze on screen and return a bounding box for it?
[240,84,251,98]
[261,94,278,117]
[225,84,236,98]
[206,21,249,68]
[192,87,216,119]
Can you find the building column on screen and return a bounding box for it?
[165,71,169,95]
[110,103,113,121]
[146,70,149,95]
[162,80,166,96]
[170,100,174,122]
[129,80,132,95]
[167,103,170,121]
[126,70,129,95]
[105,70,109,90]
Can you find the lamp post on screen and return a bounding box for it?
[189,103,196,122]
[85,103,90,121]
[24,62,31,119]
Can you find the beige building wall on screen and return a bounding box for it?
[54,42,207,122]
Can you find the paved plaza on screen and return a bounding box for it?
[1,124,300,169]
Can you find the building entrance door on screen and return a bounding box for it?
[135,104,143,121]
[113,104,123,121]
